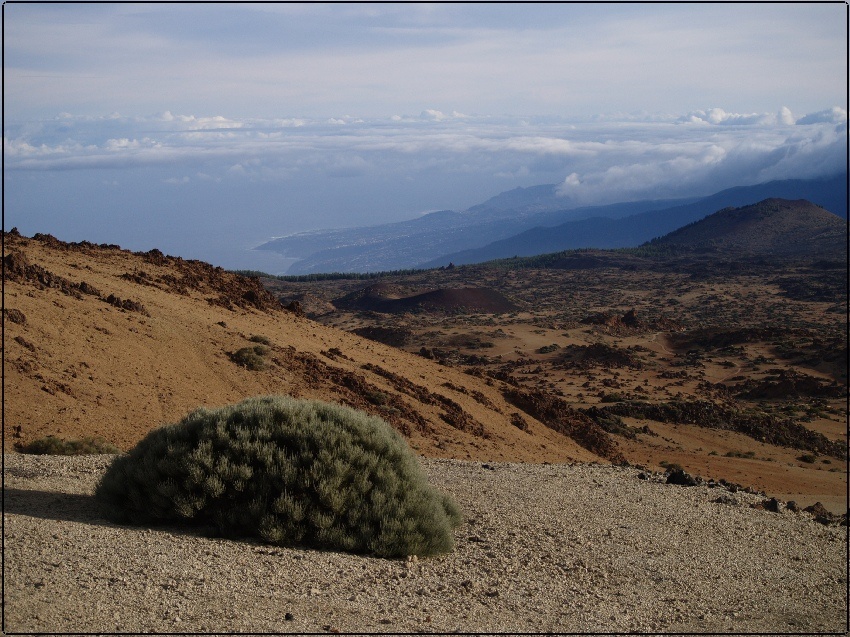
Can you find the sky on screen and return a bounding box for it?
[3,2,848,272]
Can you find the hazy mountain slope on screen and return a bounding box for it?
[3,230,606,463]
[423,173,847,267]
[647,198,848,257]
[257,197,687,274]
[258,174,845,273]
[281,198,699,274]
[463,184,698,220]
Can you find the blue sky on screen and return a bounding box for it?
[3,3,847,271]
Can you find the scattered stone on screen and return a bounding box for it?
[712,494,739,506]
[752,497,782,512]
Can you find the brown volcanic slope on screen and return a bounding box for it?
[335,283,520,314]
[649,198,847,257]
[3,231,607,464]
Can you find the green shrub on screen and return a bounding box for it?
[724,450,756,459]
[248,335,272,346]
[230,345,268,370]
[599,392,625,403]
[366,390,389,406]
[659,460,683,472]
[797,453,818,464]
[94,396,461,558]
[537,344,560,354]
[17,435,121,455]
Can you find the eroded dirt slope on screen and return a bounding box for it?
[3,231,609,464]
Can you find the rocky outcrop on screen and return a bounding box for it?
[502,388,625,463]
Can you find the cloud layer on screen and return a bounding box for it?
[6,107,846,201]
[4,106,846,270]
[3,4,845,270]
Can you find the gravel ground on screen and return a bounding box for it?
[3,452,847,634]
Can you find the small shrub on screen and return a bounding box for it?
[724,450,756,459]
[230,346,268,370]
[366,390,389,406]
[248,335,272,346]
[17,435,120,455]
[537,344,560,354]
[95,396,461,557]
[797,453,818,464]
[659,460,683,472]
[599,392,624,403]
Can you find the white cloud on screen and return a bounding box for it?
[420,109,447,121]
[796,106,848,125]
[778,106,795,126]
[678,108,778,126]
[559,172,581,191]
[4,108,845,208]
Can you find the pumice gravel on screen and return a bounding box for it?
[3,453,846,633]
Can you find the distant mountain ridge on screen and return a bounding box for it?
[257,173,847,273]
[423,174,848,267]
[647,198,847,258]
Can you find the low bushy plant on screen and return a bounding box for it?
[94,396,461,557]
[230,345,268,370]
[17,435,121,455]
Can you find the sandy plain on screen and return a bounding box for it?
[4,453,847,634]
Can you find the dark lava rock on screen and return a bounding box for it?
[285,300,305,316]
[666,469,699,486]
[804,502,838,525]
[4,308,26,324]
[762,497,782,513]
[104,293,149,316]
[353,325,412,347]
